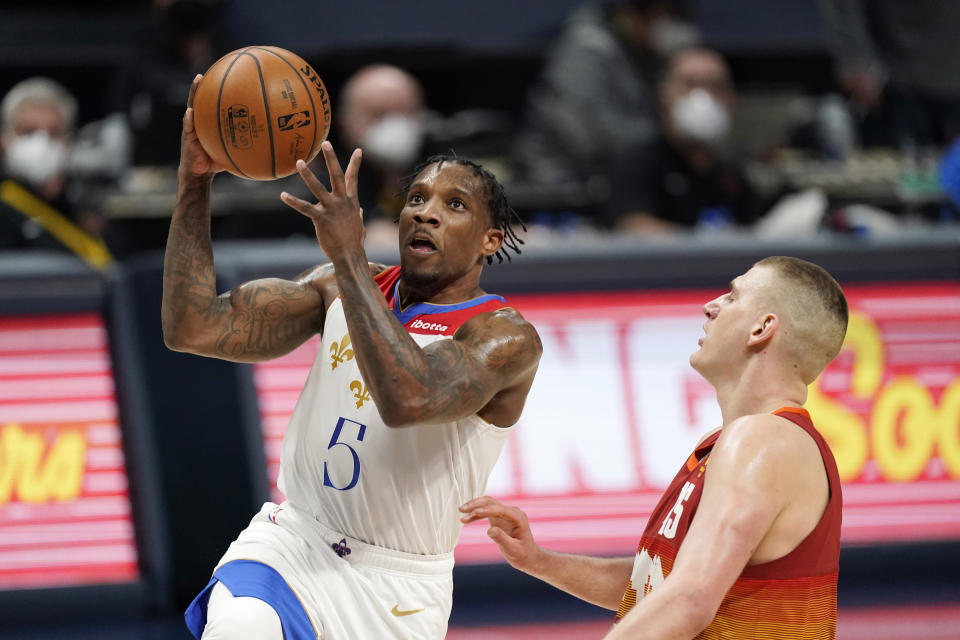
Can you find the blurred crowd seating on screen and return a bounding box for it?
[1,0,959,264]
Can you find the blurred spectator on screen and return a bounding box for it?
[0,77,115,270]
[604,48,766,235]
[334,64,427,246]
[819,0,960,148]
[113,0,228,167]
[513,0,699,183]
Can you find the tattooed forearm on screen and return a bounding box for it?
[331,254,540,426]
[418,339,492,418]
[415,320,540,420]
[162,174,217,342]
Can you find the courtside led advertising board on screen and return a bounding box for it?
[0,314,139,589]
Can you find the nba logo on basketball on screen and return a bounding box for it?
[278,111,311,131]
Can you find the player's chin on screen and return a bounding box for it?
[688,349,703,371]
[399,262,441,289]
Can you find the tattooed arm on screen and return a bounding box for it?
[338,253,542,427]
[281,143,542,427]
[161,74,335,363]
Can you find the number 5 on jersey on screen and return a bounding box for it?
[323,416,366,491]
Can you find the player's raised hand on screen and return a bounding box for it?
[459,496,543,573]
[281,141,365,260]
[180,74,224,178]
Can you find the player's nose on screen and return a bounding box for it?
[703,298,720,319]
[413,204,440,225]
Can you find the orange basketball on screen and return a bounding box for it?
[192,46,331,180]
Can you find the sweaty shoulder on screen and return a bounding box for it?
[456,307,542,362]
[460,307,542,427]
[716,412,816,458]
[716,412,830,564]
[713,412,825,497]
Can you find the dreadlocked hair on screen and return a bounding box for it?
[403,154,526,264]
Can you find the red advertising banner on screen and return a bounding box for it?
[251,283,960,564]
[0,314,139,590]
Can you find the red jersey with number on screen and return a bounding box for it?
[615,407,842,639]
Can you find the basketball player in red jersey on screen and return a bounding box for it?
[165,76,542,639]
[461,256,848,639]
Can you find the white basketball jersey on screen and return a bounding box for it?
[277,266,514,555]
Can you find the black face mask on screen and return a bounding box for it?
[162,0,226,35]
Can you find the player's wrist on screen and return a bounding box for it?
[523,544,551,578]
[328,247,371,277]
[177,168,216,193]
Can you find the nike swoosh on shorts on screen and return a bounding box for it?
[391,604,424,617]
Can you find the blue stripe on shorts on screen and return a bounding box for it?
[184,559,315,639]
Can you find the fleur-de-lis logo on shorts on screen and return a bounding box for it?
[330,334,354,370]
[350,380,371,408]
[331,538,351,557]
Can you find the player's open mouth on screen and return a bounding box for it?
[408,236,438,254]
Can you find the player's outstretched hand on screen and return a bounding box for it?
[281,141,365,261]
[460,496,544,574]
[180,74,224,178]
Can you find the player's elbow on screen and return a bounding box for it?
[163,328,197,354]
[161,306,190,350]
[690,601,717,633]
[162,320,189,352]
[162,321,208,356]
[161,301,225,356]
[378,400,427,428]
[377,391,434,428]
[379,413,410,428]
[679,586,720,633]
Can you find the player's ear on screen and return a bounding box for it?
[480,228,504,259]
[747,313,777,348]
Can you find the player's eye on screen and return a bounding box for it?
[409,193,424,204]
[450,199,465,210]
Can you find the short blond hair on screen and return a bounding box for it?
[756,256,848,384]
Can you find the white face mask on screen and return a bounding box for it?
[3,130,69,188]
[361,114,423,170]
[670,89,731,145]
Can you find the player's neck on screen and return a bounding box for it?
[713,361,807,426]
[397,277,486,307]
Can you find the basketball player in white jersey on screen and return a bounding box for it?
[163,75,542,639]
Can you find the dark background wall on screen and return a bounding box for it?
[0,0,834,126]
